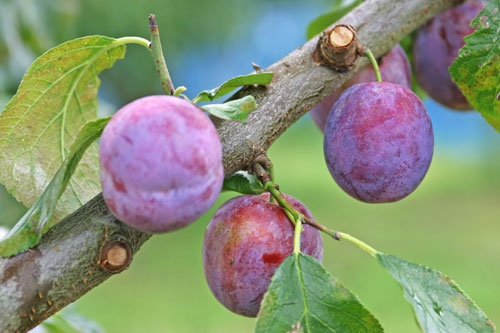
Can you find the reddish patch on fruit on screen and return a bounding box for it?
[122,135,133,145]
[201,186,213,201]
[262,252,283,264]
[111,176,127,193]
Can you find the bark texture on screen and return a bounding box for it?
[0,0,464,331]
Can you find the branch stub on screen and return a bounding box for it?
[312,24,362,72]
[99,240,132,273]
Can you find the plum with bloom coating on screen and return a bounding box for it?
[324,82,433,203]
[202,193,323,317]
[99,95,224,233]
[413,1,485,110]
[310,44,411,131]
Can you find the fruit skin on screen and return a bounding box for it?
[99,95,224,233]
[324,82,434,203]
[202,193,323,317]
[310,44,411,131]
[413,1,485,110]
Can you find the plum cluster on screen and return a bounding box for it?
[96,1,479,319]
[316,1,482,204]
[99,93,322,317]
[312,41,434,203]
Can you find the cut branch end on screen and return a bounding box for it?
[99,240,132,273]
[312,24,362,72]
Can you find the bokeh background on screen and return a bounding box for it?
[1,0,499,332]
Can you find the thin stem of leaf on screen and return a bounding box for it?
[336,232,379,257]
[115,36,150,49]
[293,214,303,255]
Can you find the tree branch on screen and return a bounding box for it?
[0,0,463,331]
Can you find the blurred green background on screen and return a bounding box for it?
[1,0,499,332]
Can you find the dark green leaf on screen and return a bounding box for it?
[256,253,383,333]
[222,171,265,195]
[378,254,495,333]
[0,36,127,223]
[450,1,500,131]
[0,118,110,257]
[192,72,273,103]
[201,95,257,122]
[306,0,362,40]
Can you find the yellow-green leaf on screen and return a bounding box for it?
[0,36,127,223]
[192,72,273,103]
[201,95,257,122]
[0,118,110,257]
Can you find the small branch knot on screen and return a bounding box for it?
[99,239,132,273]
[252,162,272,184]
[312,24,362,72]
[254,154,273,170]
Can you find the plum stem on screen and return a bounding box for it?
[149,14,175,95]
[263,181,303,253]
[364,49,382,82]
[264,181,300,224]
[262,173,380,258]
[268,165,277,204]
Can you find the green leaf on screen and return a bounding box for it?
[222,171,265,195]
[450,1,500,131]
[192,72,273,103]
[256,253,383,333]
[201,95,257,122]
[378,254,495,333]
[0,117,110,257]
[0,36,127,224]
[306,0,362,40]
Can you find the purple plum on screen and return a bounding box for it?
[99,95,224,233]
[324,82,434,203]
[413,1,485,110]
[202,193,323,317]
[310,44,411,131]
